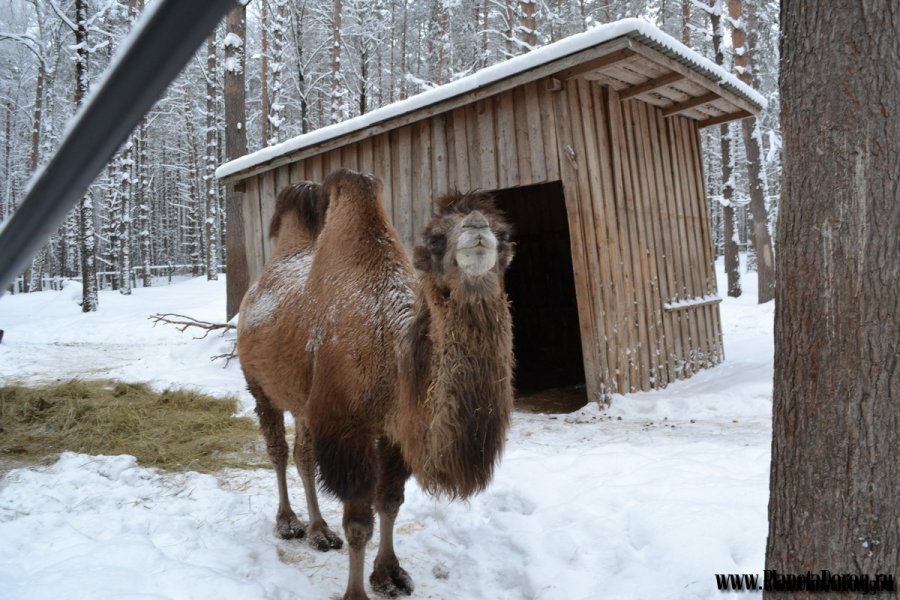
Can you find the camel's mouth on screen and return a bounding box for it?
[456,227,498,276]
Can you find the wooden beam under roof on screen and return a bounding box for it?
[628,42,760,117]
[662,92,720,117]
[698,110,753,128]
[557,47,636,80]
[618,71,685,100]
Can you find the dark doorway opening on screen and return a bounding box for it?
[492,181,586,404]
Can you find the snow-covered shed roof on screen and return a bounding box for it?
[217,17,764,183]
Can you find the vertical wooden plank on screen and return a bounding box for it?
[601,87,635,394]
[538,82,560,181]
[551,81,603,403]
[322,149,339,177]
[307,153,323,184]
[688,121,724,364]
[477,97,498,189]
[606,89,644,391]
[674,117,712,369]
[452,106,470,189]
[396,125,413,248]
[341,144,358,171]
[375,133,394,221]
[513,86,533,185]
[290,159,305,183]
[464,103,483,188]
[651,108,691,378]
[445,110,458,188]
[358,137,375,175]
[412,120,432,242]
[665,116,702,376]
[589,84,627,394]
[259,171,277,261]
[679,117,717,367]
[524,82,547,183]
[496,90,518,188]
[573,79,615,396]
[627,101,670,388]
[242,176,264,285]
[618,96,654,391]
[431,114,449,198]
[637,101,679,384]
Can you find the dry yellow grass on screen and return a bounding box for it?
[0,379,267,473]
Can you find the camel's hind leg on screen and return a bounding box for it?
[249,382,306,539]
[293,417,343,551]
[370,439,414,597]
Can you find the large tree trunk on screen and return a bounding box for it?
[519,0,537,51]
[766,0,900,593]
[727,0,774,303]
[75,0,98,311]
[710,5,740,297]
[224,5,249,321]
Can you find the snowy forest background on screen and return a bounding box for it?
[0,0,779,300]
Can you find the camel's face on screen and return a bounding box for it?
[415,191,514,290]
[455,210,499,276]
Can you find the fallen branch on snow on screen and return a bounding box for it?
[149,313,238,365]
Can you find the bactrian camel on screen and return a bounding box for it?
[237,169,515,600]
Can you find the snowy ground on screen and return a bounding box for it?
[0,262,772,599]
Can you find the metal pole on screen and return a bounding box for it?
[0,0,238,294]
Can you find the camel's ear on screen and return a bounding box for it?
[413,245,432,272]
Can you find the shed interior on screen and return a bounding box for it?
[493,181,585,396]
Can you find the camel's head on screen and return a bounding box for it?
[414,190,514,294]
[269,181,328,251]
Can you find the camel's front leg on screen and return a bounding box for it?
[249,383,305,539]
[342,496,375,600]
[293,418,343,550]
[370,440,414,597]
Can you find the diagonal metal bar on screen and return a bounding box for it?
[0,0,237,294]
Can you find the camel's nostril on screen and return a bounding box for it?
[461,211,489,230]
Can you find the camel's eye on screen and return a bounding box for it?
[496,230,510,243]
[428,233,446,254]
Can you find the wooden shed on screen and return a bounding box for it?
[217,18,764,402]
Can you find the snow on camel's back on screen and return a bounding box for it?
[236,168,516,600]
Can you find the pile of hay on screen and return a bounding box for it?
[0,380,266,473]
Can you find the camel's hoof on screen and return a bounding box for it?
[274,514,306,540]
[307,520,343,551]
[370,563,414,598]
[342,591,369,600]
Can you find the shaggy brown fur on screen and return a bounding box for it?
[393,190,515,499]
[238,173,515,600]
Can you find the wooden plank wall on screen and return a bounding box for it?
[238,76,722,400]
[549,78,723,396]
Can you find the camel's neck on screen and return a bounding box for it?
[396,279,514,500]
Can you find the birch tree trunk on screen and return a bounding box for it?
[118,139,133,295]
[75,0,98,311]
[268,0,287,144]
[330,0,345,123]
[766,0,900,592]
[260,0,269,146]
[205,33,220,282]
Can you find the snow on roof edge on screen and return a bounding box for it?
[217,18,766,181]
